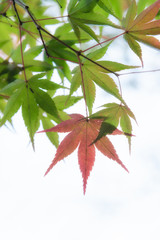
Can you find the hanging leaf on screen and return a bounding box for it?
[30,86,60,121]
[22,86,39,148]
[0,85,25,126]
[84,65,125,104]
[38,114,128,194]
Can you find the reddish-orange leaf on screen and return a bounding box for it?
[95,137,128,172]
[90,121,129,172]
[130,0,160,29]
[132,20,160,35]
[78,125,95,194]
[44,123,84,176]
[38,114,84,133]
[123,0,160,62]
[39,114,128,194]
[130,33,160,49]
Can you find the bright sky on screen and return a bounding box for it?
[0,23,160,240]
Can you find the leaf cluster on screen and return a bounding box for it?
[0,0,160,193]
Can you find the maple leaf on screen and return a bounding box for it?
[38,114,128,194]
[90,103,136,152]
[122,0,160,64]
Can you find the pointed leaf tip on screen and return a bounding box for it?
[78,126,95,194]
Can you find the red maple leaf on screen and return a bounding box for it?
[38,114,128,194]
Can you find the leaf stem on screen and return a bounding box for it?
[23,16,68,24]
[19,25,27,83]
[24,6,79,62]
[40,26,78,54]
[80,53,119,77]
[0,94,10,99]
[77,54,88,118]
[23,9,78,63]
[119,68,160,76]
[14,3,121,78]
[0,0,12,15]
[82,32,125,53]
[40,26,119,76]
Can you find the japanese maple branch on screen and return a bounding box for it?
[0,6,43,40]
[3,18,78,64]
[12,0,22,25]
[19,6,78,64]
[8,2,78,66]
[80,54,119,77]
[39,25,120,76]
[0,17,47,50]
[42,28,120,77]
[14,0,160,85]
[11,0,123,84]
[16,3,120,76]
[23,5,51,57]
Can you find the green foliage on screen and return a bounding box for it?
[0,0,160,150]
[22,86,39,148]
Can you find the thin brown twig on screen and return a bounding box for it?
[0,0,12,15]
[12,0,22,25]
[0,17,78,64]
[24,5,48,54]
[119,68,160,76]
[23,15,68,24]
[24,6,71,59]
[82,32,125,53]
[12,0,157,90]
[40,25,78,53]
[0,94,10,99]
[0,17,42,40]
[13,2,121,77]
[80,54,119,77]
[37,24,120,77]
